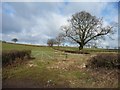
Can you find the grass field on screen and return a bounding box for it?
[2,42,119,88]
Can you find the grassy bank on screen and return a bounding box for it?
[2,42,119,88]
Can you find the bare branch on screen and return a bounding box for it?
[60,11,115,50]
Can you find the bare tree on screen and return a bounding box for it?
[11,38,18,43]
[61,11,115,50]
[47,39,56,47]
[55,33,65,47]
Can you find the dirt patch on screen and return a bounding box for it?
[3,76,70,88]
[47,58,87,71]
[47,59,76,70]
[2,78,42,88]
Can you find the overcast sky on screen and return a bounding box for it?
[1,1,119,48]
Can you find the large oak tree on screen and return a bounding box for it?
[61,11,115,50]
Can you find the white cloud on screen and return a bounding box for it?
[2,8,68,44]
[2,0,119,2]
[2,2,118,48]
[60,2,108,16]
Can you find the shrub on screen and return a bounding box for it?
[53,48,89,54]
[2,41,6,43]
[64,50,89,54]
[86,53,119,69]
[2,50,32,66]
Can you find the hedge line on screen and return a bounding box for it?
[2,50,31,66]
[86,53,120,69]
[53,47,118,54]
[53,48,89,54]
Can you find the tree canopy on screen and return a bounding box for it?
[11,38,18,43]
[61,11,115,50]
[47,39,56,47]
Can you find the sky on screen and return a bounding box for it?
[1,0,119,48]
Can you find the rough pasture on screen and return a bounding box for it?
[2,42,119,88]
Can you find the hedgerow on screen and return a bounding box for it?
[2,50,31,66]
[86,53,120,69]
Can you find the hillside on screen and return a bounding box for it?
[2,42,118,52]
[2,42,118,88]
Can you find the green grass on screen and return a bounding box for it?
[2,42,118,88]
[2,42,53,51]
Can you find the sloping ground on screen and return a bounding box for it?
[2,42,119,88]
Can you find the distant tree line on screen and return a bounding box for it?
[47,33,65,47]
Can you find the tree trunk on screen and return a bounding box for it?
[79,45,83,50]
[58,44,59,48]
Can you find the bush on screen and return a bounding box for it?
[53,48,89,54]
[2,41,6,43]
[2,50,32,66]
[64,50,89,54]
[86,53,119,69]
